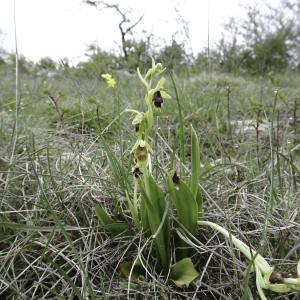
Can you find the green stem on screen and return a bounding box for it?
[169,73,185,174]
[255,265,268,300]
[148,154,152,174]
[133,179,139,210]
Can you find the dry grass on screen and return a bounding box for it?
[0,68,299,299]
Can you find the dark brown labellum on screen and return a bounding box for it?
[132,167,143,178]
[172,171,180,184]
[135,123,140,132]
[153,91,163,108]
[269,271,284,284]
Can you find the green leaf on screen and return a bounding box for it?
[170,258,199,287]
[0,222,84,232]
[167,176,198,259]
[196,187,203,219]
[167,176,198,235]
[125,192,141,229]
[139,174,170,272]
[190,125,200,198]
[94,203,114,225]
[140,189,150,233]
[99,135,131,198]
[94,204,128,236]
[119,260,145,280]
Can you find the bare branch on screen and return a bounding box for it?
[124,14,144,35]
[83,0,144,61]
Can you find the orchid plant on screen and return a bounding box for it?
[96,59,202,286]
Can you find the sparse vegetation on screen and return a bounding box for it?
[0,54,299,298]
[0,1,300,299]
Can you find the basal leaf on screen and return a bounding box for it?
[94,203,114,225]
[170,257,199,287]
[125,191,141,229]
[167,176,198,235]
[196,187,203,219]
[139,174,170,272]
[94,203,128,236]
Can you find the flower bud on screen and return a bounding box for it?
[269,271,284,284]
[172,171,180,184]
[132,167,143,178]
